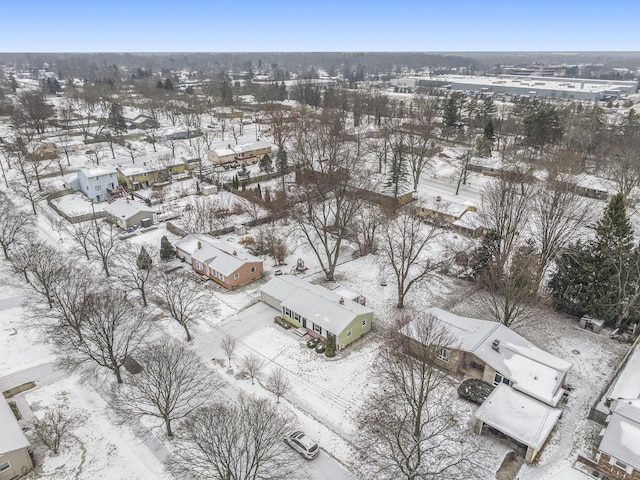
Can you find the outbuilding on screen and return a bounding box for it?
[0,398,33,480]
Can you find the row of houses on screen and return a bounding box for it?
[64,138,273,202]
[207,139,272,166]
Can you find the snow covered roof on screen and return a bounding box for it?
[261,276,373,334]
[79,166,117,178]
[475,384,562,451]
[600,399,640,468]
[212,147,236,157]
[232,139,271,154]
[403,308,572,405]
[0,398,30,454]
[103,199,155,220]
[604,345,640,407]
[416,193,476,219]
[191,240,262,277]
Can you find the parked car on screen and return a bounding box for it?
[285,431,319,460]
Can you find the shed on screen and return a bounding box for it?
[580,315,605,334]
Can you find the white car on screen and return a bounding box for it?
[285,431,319,460]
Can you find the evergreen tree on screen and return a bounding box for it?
[108,102,128,136]
[550,193,640,326]
[259,153,273,173]
[163,78,174,91]
[137,246,153,270]
[160,236,175,261]
[156,80,164,89]
[256,183,262,199]
[385,142,409,198]
[483,119,495,142]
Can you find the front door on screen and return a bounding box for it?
[302,318,307,328]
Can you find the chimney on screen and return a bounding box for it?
[197,241,202,250]
[492,339,500,351]
[339,297,344,305]
[233,250,237,256]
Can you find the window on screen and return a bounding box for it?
[195,261,203,270]
[218,272,224,280]
[251,266,256,273]
[362,318,367,326]
[95,185,102,191]
[615,459,628,470]
[346,328,352,337]
[493,372,510,386]
[313,323,322,334]
[234,273,240,280]
[283,307,291,317]
[0,461,10,473]
[437,347,450,362]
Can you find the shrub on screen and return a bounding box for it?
[315,343,326,354]
[274,316,292,330]
[325,333,336,358]
[307,338,319,349]
[458,378,494,405]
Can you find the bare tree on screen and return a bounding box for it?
[0,194,32,259]
[85,144,106,167]
[289,112,368,281]
[480,171,533,270]
[112,339,218,437]
[221,335,236,367]
[350,201,383,256]
[266,368,291,404]
[357,313,482,480]
[29,398,84,455]
[57,220,93,260]
[54,289,151,384]
[154,271,212,341]
[111,244,157,307]
[14,90,54,134]
[242,353,265,385]
[530,179,589,284]
[9,239,66,308]
[608,138,640,199]
[169,394,297,480]
[380,208,441,309]
[86,220,120,277]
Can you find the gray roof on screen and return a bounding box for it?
[401,307,572,406]
[600,399,640,468]
[0,398,30,454]
[261,275,372,334]
[103,199,156,220]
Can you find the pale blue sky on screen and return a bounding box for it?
[2,0,638,52]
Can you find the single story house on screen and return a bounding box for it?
[260,275,373,350]
[207,146,237,166]
[474,384,563,463]
[415,194,477,225]
[103,199,157,230]
[593,399,640,479]
[64,166,121,202]
[0,398,33,480]
[401,307,572,407]
[175,234,263,289]
[152,125,201,141]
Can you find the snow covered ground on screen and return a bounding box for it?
[0,114,635,479]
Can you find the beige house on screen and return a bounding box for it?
[175,234,263,289]
[260,275,373,350]
[232,139,272,165]
[207,146,236,166]
[0,399,33,480]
